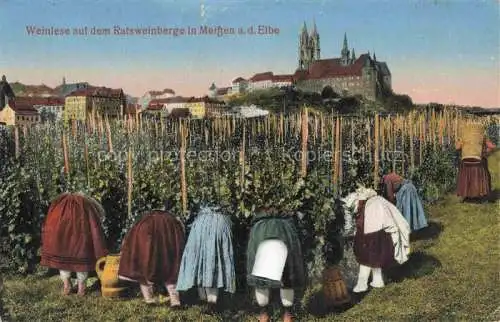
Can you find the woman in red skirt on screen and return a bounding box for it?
[455,123,496,202]
[41,193,109,296]
[118,210,185,307]
[343,187,410,293]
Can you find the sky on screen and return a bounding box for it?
[0,0,498,107]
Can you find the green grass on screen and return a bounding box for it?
[1,152,499,321]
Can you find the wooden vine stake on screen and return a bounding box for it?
[392,117,397,173]
[333,116,342,190]
[179,120,188,215]
[84,130,90,188]
[350,118,355,159]
[240,124,246,192]
[98,116,104,139]
[409,113,415,172]
[338,117,343,188]
[381,118,386,163]
[300,107,309,178]
[13,126,20,159]
[400,116,405,177]
[280,113,284,144]
[420,114,425,165]
[105,116,113,153]
[62,132,70,175]
[331,117,336,187]
[439,112,445,150]
[127,146,133,219]
[374,114,380,188]
[431,109,437,152]
[367,117,371,163]
[71,119,77,138]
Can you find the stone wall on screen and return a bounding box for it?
[296,74,378,100]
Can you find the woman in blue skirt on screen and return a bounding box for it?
[381,172,428,231]
[176,206,236,312]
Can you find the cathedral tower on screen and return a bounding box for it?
[298,21,321,70]
[341,33,351,66]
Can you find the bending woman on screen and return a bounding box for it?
[41,193,109,296]
[118,210,185,307]
[176,206,236,313]
[246,208,305,322]
[381,172,428,231]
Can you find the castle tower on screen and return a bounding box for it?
[341,33,351,66]
[310,20,320,60]
[298,22,310,69]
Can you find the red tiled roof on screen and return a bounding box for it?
[272,74,294,82]
[232,77,246,83]
[249,72,274,82]
[296,54,370,80]
[7,102,39,115]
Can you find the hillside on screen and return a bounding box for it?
[8,81,138,103]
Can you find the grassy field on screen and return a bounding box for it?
[1,152,499,322]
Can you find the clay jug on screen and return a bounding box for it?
[95,254,128,298]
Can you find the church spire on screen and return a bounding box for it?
[373,51,377,61]
[311,19,318,36]
[351,48,356,62]
[301,21,307,34]
[341,32,350,65]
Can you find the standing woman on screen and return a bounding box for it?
[455,122,496,202]
[118,210,185,307]
[41,193,109,296]
[380,172,428,231]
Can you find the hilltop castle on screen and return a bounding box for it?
[294,21,392,100]
[209,22,393,101]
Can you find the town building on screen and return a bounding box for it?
[64,86,126,121]
[146,96,226,118]
[208,77,250,101]
[0,101,40,126]
[14,96,65,119]
[139,88,176,109]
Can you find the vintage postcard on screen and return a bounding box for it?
[0,0,498,321]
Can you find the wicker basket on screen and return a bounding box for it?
[322,266,351,307]
[460,123,485,160]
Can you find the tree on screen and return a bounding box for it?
[321,86,339,100]
[39,108,57,122]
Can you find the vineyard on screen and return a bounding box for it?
[0,106,498,280]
